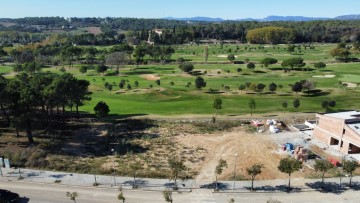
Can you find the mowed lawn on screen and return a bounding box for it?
[1,43,360,116]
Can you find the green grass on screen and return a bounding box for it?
[5,43,360,116]
[0,66,13,74]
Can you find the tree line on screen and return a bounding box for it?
[2,17,360,45]
[0,73,91,143]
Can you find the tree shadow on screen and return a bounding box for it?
[205,91,225,94]
[253,70,267,74]
[18,197,30,203]
[154,67,175,71]
[305,181,347,194]
[246,185,301,193]
[278,93,292,96]
[301,91,330,97]
[123,179,148,187]
[49,174,68,179]
[199,182,230,190]
[343,182,360,191]
[125,71,155,75]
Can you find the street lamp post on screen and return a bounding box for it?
[111,149,116,186]
[233,154,238,190]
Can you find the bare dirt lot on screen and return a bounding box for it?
[1,118,356,182]
[176,128,311,182]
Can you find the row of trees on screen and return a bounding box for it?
[63,155,359,203]
[3,42,176,73]
[246,27,296,44]
[215,157,359,192]
[0,73,91,143]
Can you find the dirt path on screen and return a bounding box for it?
[176,129,288,183]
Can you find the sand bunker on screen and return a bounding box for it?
[312,75,336,78]
[141,74,160,81]
[217,54,238,58]
[342,82,357,88]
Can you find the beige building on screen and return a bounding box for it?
[314,111,360,155]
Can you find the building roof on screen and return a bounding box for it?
[348,123,360,135]
[325,111,360,120]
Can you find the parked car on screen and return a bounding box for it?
[0,189,19,203]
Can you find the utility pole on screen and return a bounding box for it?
[233,154,238,190]
[111,149,116,186]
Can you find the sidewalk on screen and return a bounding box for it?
[1,167,359,193]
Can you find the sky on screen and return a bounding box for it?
[0,0,359,19]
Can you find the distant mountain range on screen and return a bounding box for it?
[164,15,360,22]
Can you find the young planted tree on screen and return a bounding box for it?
[342,159,360,187]
[129,161,143,189]
[293,99,300,110]
[213,97,222,123]
[204,46,209,64]
[278,84,283,92]
[282,101,288,111]
[195,76,206,89]
[168,157,186,189]
[268,82,277,93]
[239,84,246,93]
[163,190,173,203]
[118,189,126,203]
[314,159,334,184]
[277,157,302,190]
[107,84,113,93]
[248,99,256,116]
[215,159,228,190]
[227,54,235,63]
[246,163,264,191]
[329,100,336,109]
[292,82,303,94]
[66,192,78,203]
[321,101,329,112]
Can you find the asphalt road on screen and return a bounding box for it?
[1,181,360,203]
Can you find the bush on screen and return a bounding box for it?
[247,62,256,69]
[25,149,48,168]
[179,63,194,73]
[314,62,326,68]
[177,57,185,63]
[94,101,110,118]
